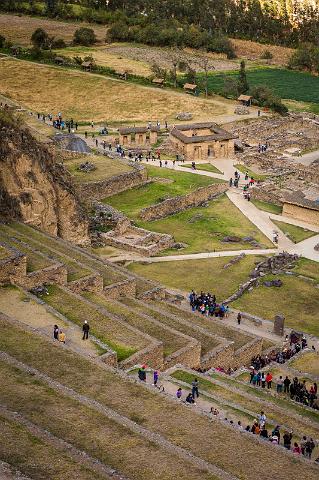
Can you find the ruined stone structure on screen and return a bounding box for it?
[118,126,160,147]
[0,111,89,245]
[139,183,228,221]
[169,122,236,161]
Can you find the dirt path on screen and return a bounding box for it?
[0,288,98,358]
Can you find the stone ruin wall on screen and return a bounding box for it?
[283,203,319,226]
[139,183,228,221]
[76,164,149,201]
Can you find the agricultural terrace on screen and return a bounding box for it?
[64,154,134,183]
[0,58,231,123]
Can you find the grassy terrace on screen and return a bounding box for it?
[290,352,319,377]
[233,274,319,337]
[0,245,10,260]
[43,285,146,361]
[292,257,319,283]
[0,228,53,273]
[153,302,253,350]
[1,362,213,480]
[120,297,220,356]
[10,222,126,285]
[171,370,319,438]
[0,414,107,480]
[1,225,91,281]
[251,199,283,215]
[128,255,268,303]
[210,370,319,424]
[272,220,317,244]
[105,166,218,220]
[65,154,133,183]
[183,163,223,174]
[234,164,268,181]
[1,318,318,480]
[84,293,188,357]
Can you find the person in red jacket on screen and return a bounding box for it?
[266,372,273,389]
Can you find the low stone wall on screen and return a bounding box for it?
[201,342,235,370]
[103,279,136,299]
[120,341,164,370]
[18,263,68,290]
[283,203,319,227]
[233,337,263,369]
[100,350,118,367]
[137,286,166,300]
[68,273,103,295]
[139,183,228,221]
[164,341,201,370]
[76,164,148,201]
[0,248,26,285]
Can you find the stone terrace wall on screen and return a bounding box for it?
[18,263,68,290]
[0,247,26,285]
[201,342,235,370]
[103,279,136,299]
[67,273,103,295]
[76,164,148,201]
[120,341,164,370]
[233,337,263,369]
[164,342,201,370]
[139,183,228,221]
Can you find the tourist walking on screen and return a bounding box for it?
[58,329,66,344]
[266,372,272,389]
[192,378,199,398]
[237,312,242,325]
[176,387,182,399]
[153,370,159,386]
[82,320,90,340]
[53,324,59,340]
[138,365,147,382]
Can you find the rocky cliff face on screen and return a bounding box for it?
[0,110,89,245]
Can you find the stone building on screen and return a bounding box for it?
[169,122,236,161]
[118,126,160,147]
[283,191,319,226]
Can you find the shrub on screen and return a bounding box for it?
[260,50,273,60]
[251,85,288,115]
[288,43,319,73]
[208,36,236,59]
[31,28,49,49]
[0,35,5,49]
[222,76,239,98]
[73,27,97,46]
[52,38,67,49]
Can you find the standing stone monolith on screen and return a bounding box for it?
[273,314,285,336]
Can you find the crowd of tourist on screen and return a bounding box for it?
[189,290,229,318]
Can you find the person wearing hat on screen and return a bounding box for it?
[82,320,90,340]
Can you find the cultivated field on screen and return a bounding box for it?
[0,58,230,123]
[0,13,107,45]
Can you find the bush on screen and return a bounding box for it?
[31,28,49,49]
[52,38,67,49]
[222,76,239,98]
[0,35,5,49]
[288,43,319,73]
[208,36,236,59]
[73,27,97,46]
[260,50,273,60]
[251,85,288,115]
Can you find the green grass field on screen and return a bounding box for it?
[272,220,317,243]
[137,194,273,254]
[233,274,319,336]
[128,254,268,300]
[183,163,223,174]
[104,166,221,220]
[292,257,319,283]
[251,199,282,215]
[204,68,319,107]
[234,164,268,181]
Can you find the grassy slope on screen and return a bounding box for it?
[251,199,282,215]
[1,317,318,480]
[292,257,319,283]
[272,220,317,243]
[234,164,268,181]
[128,254,268,300]
[183,163,223,174]
[0,58,227,123]
[289,352,319,376]
[233,274,319,336]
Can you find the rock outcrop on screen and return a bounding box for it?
[0,110,89,245]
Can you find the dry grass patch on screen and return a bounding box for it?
[1,317,318,480]
[0,13,106,45]
[0,58,228,123]
[1,361,215,480]
[65,154,133,183]
[0,414,105,480]
[230,38,294,66]
[290,352,319,377]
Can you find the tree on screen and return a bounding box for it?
[238,60,249,94]
[45,0,57,16]
[222,76,239,98]
[168,47,185,88]
[194,52,215,97]
[0,35,5,49]
[31,28,49,49]
[73,27,97,46]
[251,85,288,116]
